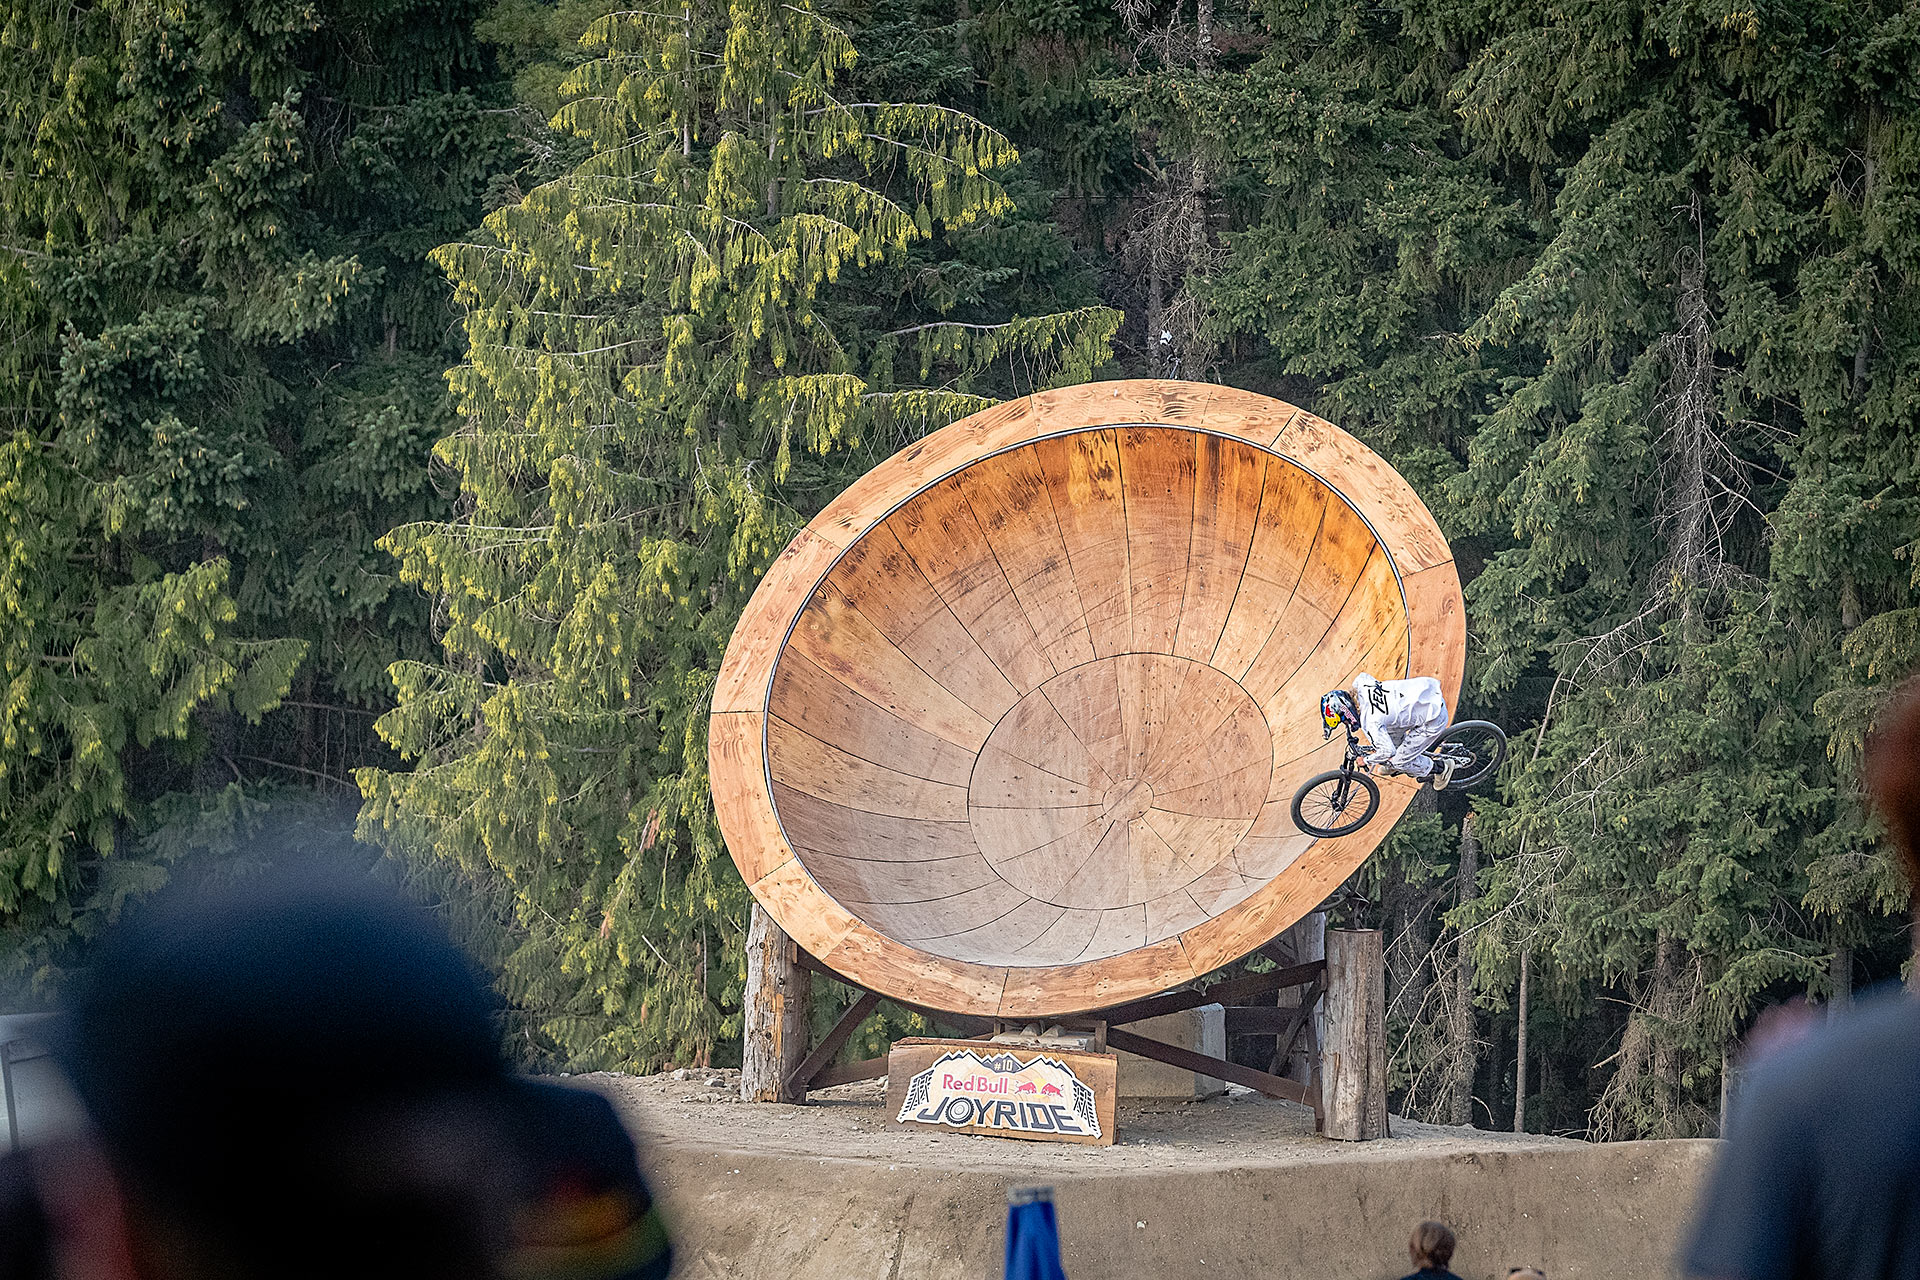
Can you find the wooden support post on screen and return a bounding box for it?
[1323,928,1388,1140]
[742,902,811,1103]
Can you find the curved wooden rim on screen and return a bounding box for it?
[711,380,1464,1016]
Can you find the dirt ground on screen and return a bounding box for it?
[575,1070,1712,1280]
[584,1067,1586,1172]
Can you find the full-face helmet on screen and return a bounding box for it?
[1320,689,1361,738]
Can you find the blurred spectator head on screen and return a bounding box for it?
[1866,679,1920,897]
[1506,1269,1547,1280]
[1410,1220,1456,1270]
[46,865,670,1280]
[58,865,518,1278]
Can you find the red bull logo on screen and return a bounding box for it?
[898,1050,1101,1138]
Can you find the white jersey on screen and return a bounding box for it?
[1351,674,1449,778]
[1352,674,1448,736]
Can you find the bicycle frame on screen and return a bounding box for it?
[1328,724,1463,780]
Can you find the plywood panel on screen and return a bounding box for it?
[993,818,1108,904]
[824,525,1020,722]
[869,882,1033,942]
[1211,464,1327,679]
[772,784,978,863]
[769,651,975,787]
[802,849,1005,905]
[888,486,1055,694]
[784,582,994,751]
[1034,429,1132,659]
[767,718,969,822]
[1145,889,1213,945]
[1035,658,1129,782]
[957,448,1098,673]
[1274,409,1452,571]
[1119,427,1196,655]
[820,926,1009,1012]
[929,897,1071,965]
[998,936,1196,1017]
[980,692,1115,791]
[1174,434,1269,663]
[713,528,842,713]
[1013,907,1106,962]
[709,711,793,886]
[968,744,1105,809]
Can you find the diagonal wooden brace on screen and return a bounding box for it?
[1105,1025,1313,1106]
[1098,959,1324,1027]
[786,990,881,1094]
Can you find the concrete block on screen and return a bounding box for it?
[1114,1004,1226,1097]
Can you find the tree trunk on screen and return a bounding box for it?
[741,902,811,1103]
[1513,946,1529,1132]
[1447,813,1480,1126]
[1386,788,1438,1022]
[1718,1045,1732,1139]
[1649,932,1680,1134]
[1323,928,1388,1140]
[1146,246,1167,375]
[1831,944,1854,1014]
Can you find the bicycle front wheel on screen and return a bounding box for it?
[1433,720,1507,788]
[1290,770,1381,837]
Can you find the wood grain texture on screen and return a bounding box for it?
[712,380,1461,1016]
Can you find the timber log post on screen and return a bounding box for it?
[1323,928,1389,1140]
[741,902,810,1103]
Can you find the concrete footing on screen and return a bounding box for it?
[1114,1004,1226,1097]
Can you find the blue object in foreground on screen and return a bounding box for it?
[1005,1186,1068,1280]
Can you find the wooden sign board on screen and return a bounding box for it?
[886,1037,1117,1147]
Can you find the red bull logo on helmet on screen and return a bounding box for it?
[897,1049,1101,1138]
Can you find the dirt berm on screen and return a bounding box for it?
[585,1072,1716,1280]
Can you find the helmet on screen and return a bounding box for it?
[1320,689,1360,738]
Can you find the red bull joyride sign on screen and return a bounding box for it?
[884,1038,1118,1146]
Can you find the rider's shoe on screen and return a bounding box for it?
[1432,757,1456,791]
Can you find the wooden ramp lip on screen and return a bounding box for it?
[713,380,1464,1017]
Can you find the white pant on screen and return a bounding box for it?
[1367,718,1447,778]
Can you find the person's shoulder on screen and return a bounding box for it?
[1743,987,1920,1109]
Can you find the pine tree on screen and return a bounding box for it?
[1100,0,1920,1135]
[0,0,518,998]
[1441,0,1920,1138]
[359,1,1117,1070]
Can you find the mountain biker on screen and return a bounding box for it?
[1320,674,1456,790]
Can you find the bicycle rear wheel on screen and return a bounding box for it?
[1290,770,1381,837]
[1433,720,1507,788]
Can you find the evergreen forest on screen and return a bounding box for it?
[3,0,1918,1141]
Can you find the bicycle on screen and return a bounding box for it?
[1289,720,1507,838]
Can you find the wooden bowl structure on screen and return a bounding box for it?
[711,381,1464,1017]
